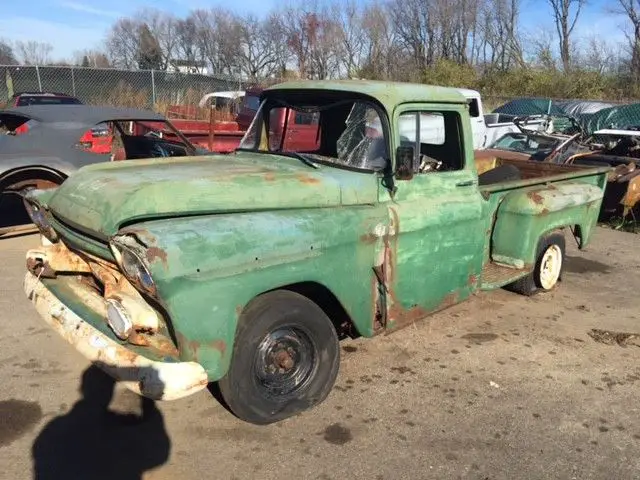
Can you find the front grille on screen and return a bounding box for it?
[49,213,114,261]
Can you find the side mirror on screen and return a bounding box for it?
[395,145,415,180]
[468,98,480,118]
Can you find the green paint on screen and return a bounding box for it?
[31,80,608,382]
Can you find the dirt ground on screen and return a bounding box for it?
[1,227,639,480]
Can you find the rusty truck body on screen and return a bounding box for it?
[23,80,608,424]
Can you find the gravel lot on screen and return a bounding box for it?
[1,227,639,480]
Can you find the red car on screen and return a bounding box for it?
[8,92,111,154]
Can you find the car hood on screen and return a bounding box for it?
[47,152,380,237]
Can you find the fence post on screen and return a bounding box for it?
[70,66,76,96]
[35,65,42,92]
[151,69,156,109]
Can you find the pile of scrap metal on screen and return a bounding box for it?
[478,109,640,222]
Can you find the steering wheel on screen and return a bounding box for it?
[150,142,169,157]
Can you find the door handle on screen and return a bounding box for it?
[456,180,475,187]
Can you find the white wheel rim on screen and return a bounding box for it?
[539,244,562,290]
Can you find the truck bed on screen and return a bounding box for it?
[475,155,611,193]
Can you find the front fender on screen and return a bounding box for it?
[118,206,387,380]
[491,181,604,268]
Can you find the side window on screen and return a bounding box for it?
[397,110,464,172]
[294,111,319,125]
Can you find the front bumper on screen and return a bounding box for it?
[24,271,209,400]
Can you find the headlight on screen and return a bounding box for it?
[23,199,59,243]
[106,298,133,340]
[109,239,156,295]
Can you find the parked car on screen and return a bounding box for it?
[478,127,640,221]
[23,80,608,425]
[0,104,200,236]
[5,91,115,155]
[7,91,83,107]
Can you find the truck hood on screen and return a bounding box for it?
[46,152,379,237]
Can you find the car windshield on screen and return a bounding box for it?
[17,96,82,106]
[490,133,560,155]
[238,96,388,171]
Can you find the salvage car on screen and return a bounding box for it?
[479,126,640,221]
[23,80,608,425]
[0,105,199,236]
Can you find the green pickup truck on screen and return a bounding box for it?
[23,80,608,424]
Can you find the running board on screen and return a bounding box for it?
[480,261,530,290]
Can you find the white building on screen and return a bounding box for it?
[167,59,209,75]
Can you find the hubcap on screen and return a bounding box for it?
[254,326,316,398]
[539,244,562,290]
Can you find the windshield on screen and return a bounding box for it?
[17,96,82,106]
[489,132,560,155]
[239,97,388,171]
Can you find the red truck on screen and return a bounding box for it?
[164,87,321,153]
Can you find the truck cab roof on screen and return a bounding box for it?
[265,80,469,112]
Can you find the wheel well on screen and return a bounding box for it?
[278,282,359,340]
[0,167,67,194]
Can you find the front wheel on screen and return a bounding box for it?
[506,232,566,296]
[218,290,340,424]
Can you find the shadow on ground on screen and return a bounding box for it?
[31,364,171,480]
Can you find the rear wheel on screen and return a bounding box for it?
[218,290,340,424]
[506,232,566,296]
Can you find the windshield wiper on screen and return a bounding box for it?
[280,151,319,169]
[236,148,318,169]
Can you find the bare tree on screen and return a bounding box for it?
[283,7,319,78]
[530,27,558,70]
[139,9,179,70]
[579,36,617,74]
[0,39,17,65]
[336,0,367,77]
[360,3,398,79]
[73,49,111,68]
[106,18,141,69]
[616,0,640,78]
[15,41,53,65]
[390,0,433,78]
[547,0,585,71]
[478,0,524,70]
[234,13,286,80]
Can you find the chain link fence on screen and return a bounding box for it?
[2,66,638,140]
[0,65,246,114]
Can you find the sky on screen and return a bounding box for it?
[0,0,629,62]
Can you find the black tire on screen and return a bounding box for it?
[478,164,522,186]
[506,231,566,296]
[218,290,340,424]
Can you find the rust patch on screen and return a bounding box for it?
[540,208,550,215]
[209,339,227,356]
[371,207,401,333]
[235,305,244,317]
[295,173,320,185]
[467,274,478,287]
[146,247,168,267]
[264,172,276,182]
[528,191,544,204]
[360,232,378,244]
[175,331,201,362]
[386,292,460,335]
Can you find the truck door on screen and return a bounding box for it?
[283,110,320,151]
[379,104,486,330]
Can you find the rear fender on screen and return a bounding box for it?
[491,181,605,268]
[0,166,67,194]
